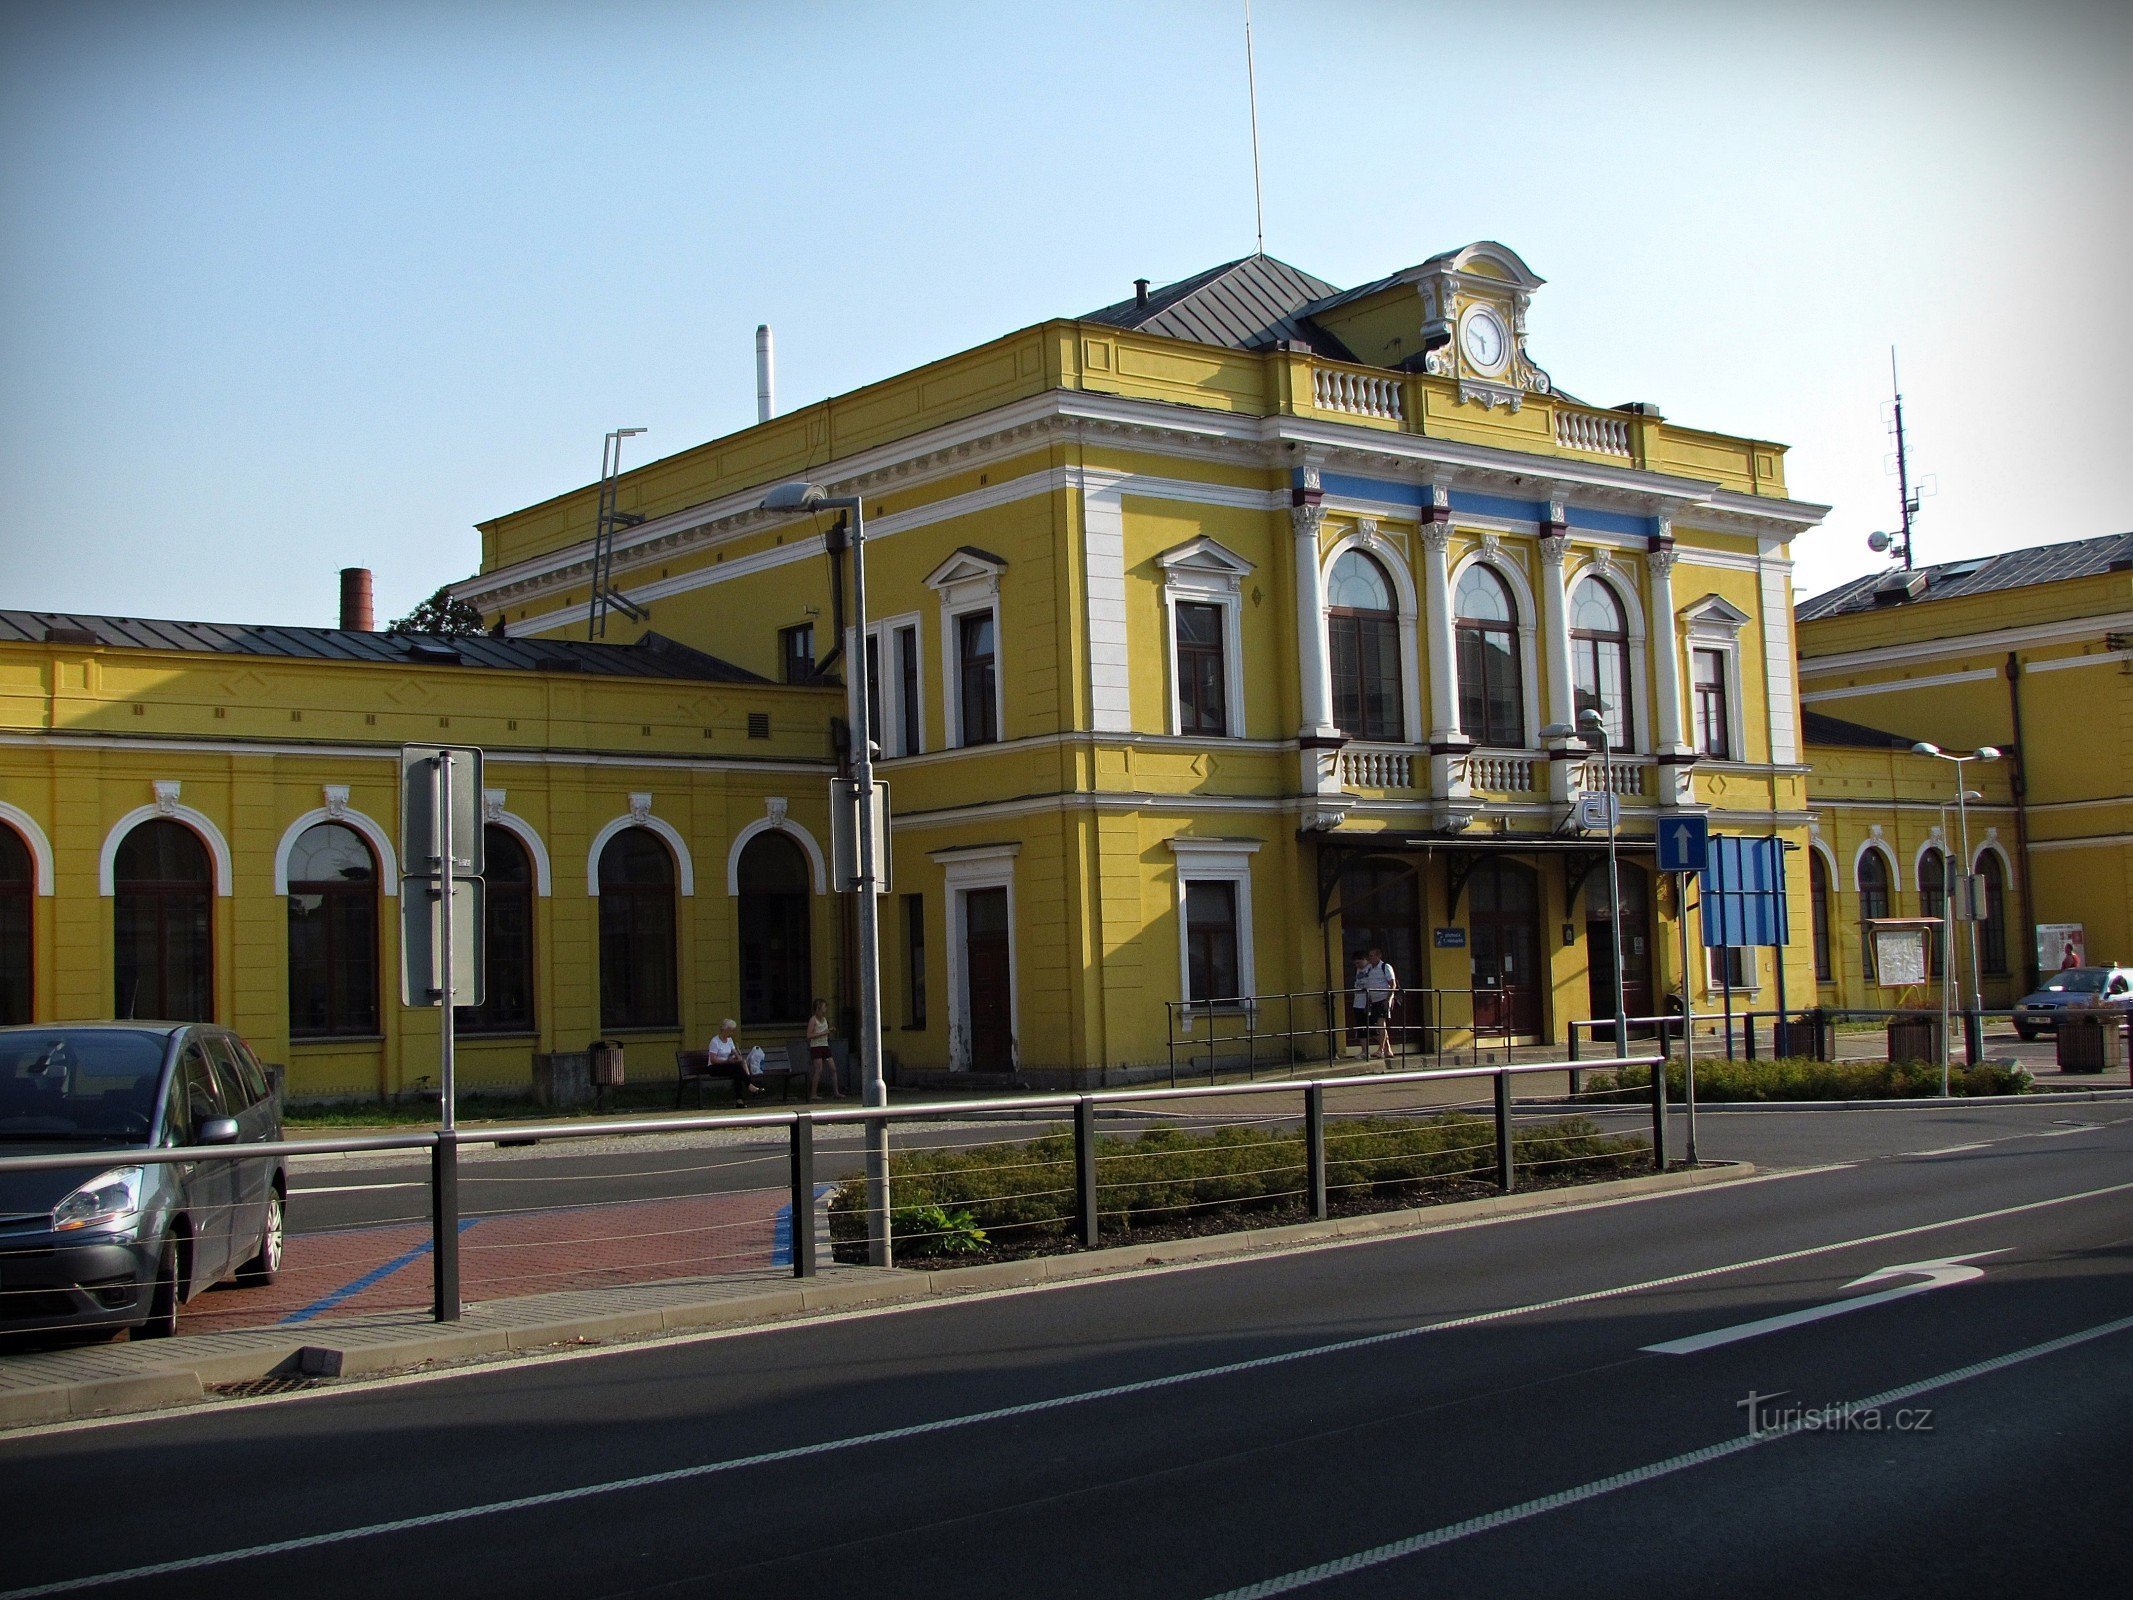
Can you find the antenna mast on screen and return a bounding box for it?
[588,427,650,640]
[1889,348,1917,570]
[1243,0,1265,254]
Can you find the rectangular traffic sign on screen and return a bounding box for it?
[400,875,485,1007]
[400,745,485,880]
[1701,834,1789,949]
[1656,813,1708,875]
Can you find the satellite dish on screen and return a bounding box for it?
[1867,530,1891,553]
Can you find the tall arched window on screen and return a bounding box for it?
[0,826,31,1025]
[1809,851,1833,983]
[460,826,535,1034]
[1327,550,1403,741]
[599,828,677,1029]
[1857,849,1891,980]
[736,831,812,1024]
[287,822,378,1037]
[114,819,213,1022]
[1570,576,1633,750]
[1455,565,1525,748]
[1918,850,1946,977]
[1977,851,2008,976]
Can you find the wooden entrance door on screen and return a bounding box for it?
[963,887,1013,1071]
[1586,860,1655,1035]
[1468,859,1542,1038]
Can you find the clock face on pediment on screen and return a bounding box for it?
[1459,305,1509,376]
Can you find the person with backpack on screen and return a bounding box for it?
[1358,947,1399,1067]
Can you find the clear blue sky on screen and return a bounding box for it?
[2,0,2126,625]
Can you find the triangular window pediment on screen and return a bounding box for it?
[1682,593,1752,637]
[925,546,1009,595]
[1155,535,1255,583]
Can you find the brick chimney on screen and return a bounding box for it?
[339,567,375,631]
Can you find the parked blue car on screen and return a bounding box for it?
[0,1023,284,1341]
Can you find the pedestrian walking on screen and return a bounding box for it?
[1348,952,1371,1055]
[805,997,838,1101]
[1359,947,1399,1067]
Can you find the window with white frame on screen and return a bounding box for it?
[1705,944,1755,991]
[1156,536,1252,739]
[1169,837,1258,1008]
[854,615,925,758]
[1680,594,1751,762]
[1328,549,1403,741]
[1571,576,1634,751]
[926,547,1008,750]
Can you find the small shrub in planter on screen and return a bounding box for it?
[1582,1057,2034,1102]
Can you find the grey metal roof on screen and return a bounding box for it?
[0,611,768,683]
[1082,254,1352,355]
[1796,532,2133,622]
[1801,710,1922,751]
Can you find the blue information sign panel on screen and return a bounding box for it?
[1700,835,1789,949]
[1655,813,1708,875]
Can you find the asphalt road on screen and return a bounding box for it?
[2,1102,2128,1598]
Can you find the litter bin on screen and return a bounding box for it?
[2055,1012,2127,1075]
[1886,1012,1943,1065]
[1773,1010,1833,1062]
[589,1039,626,1088]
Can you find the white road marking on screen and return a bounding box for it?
[3,1179,2129,1593]
[1197,1312,2133,1599]
[1912,1142,1992,1157]
[1642,1252,2003,1356]
[288,1182,425,1197]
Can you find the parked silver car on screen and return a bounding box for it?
[2012,966,2133,1040]
[0,1023,284,1341]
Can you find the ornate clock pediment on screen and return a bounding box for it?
[1307,241,1552,412]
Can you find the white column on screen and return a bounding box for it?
[1647,539,1694,808]
[1292,502,1336,738]
[1648,543,1688,754]
[1420,520,1460,743]
[1540,527,1580,802]
[1539,530,1575,731]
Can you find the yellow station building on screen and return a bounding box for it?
[1795,533,2133,1007]
[27,241,2096,1094]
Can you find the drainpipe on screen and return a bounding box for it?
[2004,652,2038,993]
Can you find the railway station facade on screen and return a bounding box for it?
[6,240,2085,1093]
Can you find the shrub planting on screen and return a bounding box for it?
[829,1112,1648,1265]
[1580,1056,2034,1103]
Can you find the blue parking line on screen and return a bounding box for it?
[770,1185,835,1268]
[280,1218,481,1325]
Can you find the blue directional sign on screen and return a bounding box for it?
[1655,813,1708,875]
[1701,835,1790,950]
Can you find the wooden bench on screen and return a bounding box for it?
[673,1048,800,1109]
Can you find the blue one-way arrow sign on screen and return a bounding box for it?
[1657,813,1708,874]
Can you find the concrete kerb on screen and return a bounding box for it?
[1524,1088,2133,1114]
[0,1162,1750,1431]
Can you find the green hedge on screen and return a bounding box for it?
[1581,1057,2034,1103]
[830,1113,1649,1261]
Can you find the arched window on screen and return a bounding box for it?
[0,826,31,1025]
[460,827,534,1034]
[1327,550,1403,741]
[114,819,214,1022]
[599,828,677,1029]
[1570,576,1633,750]
[1809,851,1833,983]
[287,822,378,1038]
[1977,851,2008,976]
[1918,850,1946,977]
[1455,565,1525,748]
[736,831,811,1024]
[1857,849,1891,980]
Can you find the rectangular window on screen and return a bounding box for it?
[1457,625,1524,748]
[1183,880,1240,1003]
[1979,865,2007,976]
[1330,614,1402,740]
[1175,601,1229,736]
[903,893,927,1027]
[863,632,883,758]
[896,624,920,756]
[780,624,814,686]
[957,610,998,746]
[1693,648,1731,759]
[1705,945,1753,990]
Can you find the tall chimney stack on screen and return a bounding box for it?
[755,324,776,424]
[339,567,375,632]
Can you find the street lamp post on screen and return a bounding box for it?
[1556,710,1648,1158]
[1913,744,2000,1069]
[764,480,890,1267]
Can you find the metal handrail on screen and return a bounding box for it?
[1163,986,1526,1086]
[0,1052,1664,1325]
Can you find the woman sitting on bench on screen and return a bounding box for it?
[706,1019,766,1098]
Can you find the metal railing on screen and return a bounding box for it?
[0,1052,1664,1333]
[1164,988,1527,1086]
